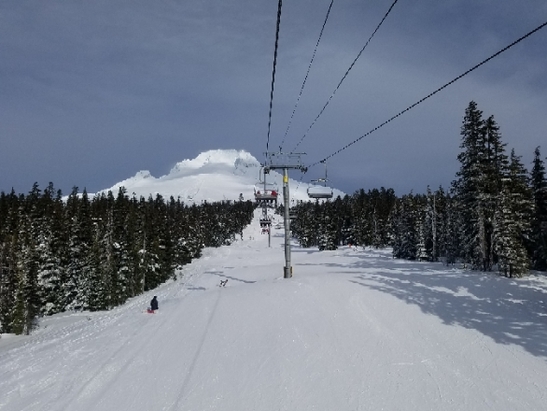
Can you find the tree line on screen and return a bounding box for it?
[290,101,547,277]
[0,186,254,334]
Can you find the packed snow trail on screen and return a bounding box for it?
[1,213,547,410]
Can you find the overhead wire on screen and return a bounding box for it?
[265,0,283,157]
[291,0,400,153]
[307,19,547,168]
[278,0,335,152]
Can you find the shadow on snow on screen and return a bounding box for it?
[304,247,547,359]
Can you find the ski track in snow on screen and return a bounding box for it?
[1,211,547,410]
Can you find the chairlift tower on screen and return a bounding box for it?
[263,152,307,278]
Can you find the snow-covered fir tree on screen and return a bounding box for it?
[494,150,533,277]
[452,102,507,271]
[529,147,547,270]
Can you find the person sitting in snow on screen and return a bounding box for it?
[150,296,159,312]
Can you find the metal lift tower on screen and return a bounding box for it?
[263,152,306,278]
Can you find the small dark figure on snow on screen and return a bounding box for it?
[150,296,159,311]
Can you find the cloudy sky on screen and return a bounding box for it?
[1,0,546,196]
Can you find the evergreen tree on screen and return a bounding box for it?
[291,201,317,248]
[0,192,21,333]
[369,188,396,248]
[101,190,122,308]
[427,186,449,262]
[494,150,533,277]
[350,189,371,247]
[442,192,461,265]
[529,147,547,270]
[64,187,95,310]
[317,201,338,251]
[452,101,485,267]
[12,193,41,335]
[392,194,418,260]
[452,102,507,270]
[36,183,66,315]
[424,187,437,261]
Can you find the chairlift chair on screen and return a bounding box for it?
[254,182,278,207]
[260,217,272,227]
[307,162,334,200]
[307,178,333,200]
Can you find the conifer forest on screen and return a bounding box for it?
[1,101,546,335]
[0,187,254,334]
[290,102,547,277]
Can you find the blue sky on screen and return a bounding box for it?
[1,0,546,196]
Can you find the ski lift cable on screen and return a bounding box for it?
[279,0,336,151]
[290,0,401,154]
[266,0,284,157]
[306,19,547,169]
[294,170,307,193]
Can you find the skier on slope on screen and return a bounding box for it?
[150,296,159,312]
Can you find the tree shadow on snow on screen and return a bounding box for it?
[346,254,547,359]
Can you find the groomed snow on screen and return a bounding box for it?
[1,211,547,411]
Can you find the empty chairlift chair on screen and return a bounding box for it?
[307,162,333,200]
[307,178,333,200]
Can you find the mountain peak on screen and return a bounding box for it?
[169,149,260,174]
[103,149,343,204]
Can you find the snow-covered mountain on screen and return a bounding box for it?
[103,149,345,204]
